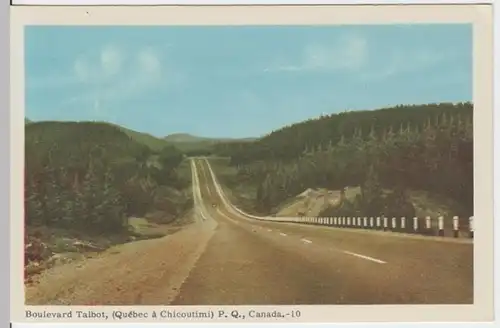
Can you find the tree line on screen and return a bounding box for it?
[213,102,473,218]
[25,121,189,236]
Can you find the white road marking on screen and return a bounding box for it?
[279,233,287,236]
[268,229,272,232]
[342,250,387,264]
[301,238,312,244]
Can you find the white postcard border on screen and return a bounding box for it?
[8,2,497,327]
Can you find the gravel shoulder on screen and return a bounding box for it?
[25,216,216,305]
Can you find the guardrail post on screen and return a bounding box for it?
[363,217,367,228]
[400,217,406,231]
[356,217,360,227]
[391,217,396,231]
[383,217,388,231]
[469,216,474,238]
[347,217,351,226]
[425,216,431,235]
[413,217,418,233]
[453,216,459,238]
[376,217,381,230]
[438,216,444,236]
[369,217,374,229]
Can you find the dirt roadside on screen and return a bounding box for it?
[25,217,217,305]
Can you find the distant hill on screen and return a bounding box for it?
[24,119,169,152]
[163,133,256,143]
[111,124,169,152]
[163,133,212,143]
[25,121,152,170]
[163,133,256,153]
[214,101,474,218]
[23,119,256,154]
[224,102,473,164]
[25,120,191,235]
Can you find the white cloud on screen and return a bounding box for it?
[358,47,447,81]
[262,34,452,83]
[58,44,165,115]
[73,45,123,84]
[264,34,368,73]
[138,49,161,74]
[100,45,123,78]
[73,58,90,82]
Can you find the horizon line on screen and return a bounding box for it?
[25,100,473,140]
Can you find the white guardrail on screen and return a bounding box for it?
[201,159,474,239]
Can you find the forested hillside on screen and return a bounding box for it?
[213,102,473,218]
[25,121,190,237]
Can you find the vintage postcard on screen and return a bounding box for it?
[10,3,494,324]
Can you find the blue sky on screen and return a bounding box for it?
[25,24,472,138]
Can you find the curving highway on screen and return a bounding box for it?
[172,158,473,305]
[24,157,474,306]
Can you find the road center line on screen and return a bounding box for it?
[342,250,387,264]
[301,238,312,244]
[279,233,287,236]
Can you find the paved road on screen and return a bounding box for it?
[172,158,473,305]
[24,158,473,306]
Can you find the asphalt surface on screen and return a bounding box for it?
[172,158,474,305]
[25,158,473,306]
